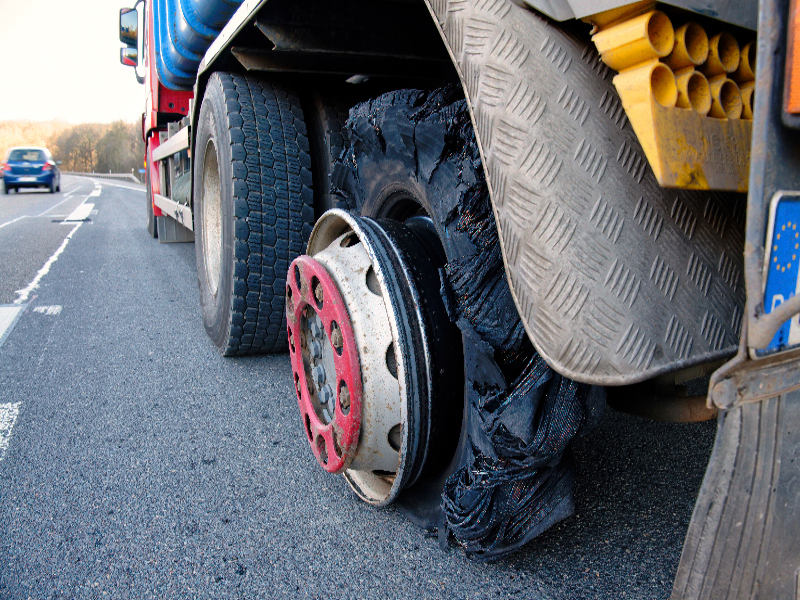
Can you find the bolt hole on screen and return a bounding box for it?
[316,436,328,465]
[294,265,302,295]
[332,433,342,458]
[366,266,381,296]
[288,327,295,353]
[330,321,343,355]
[285,288,295,317]
[312,277,323,309]
[338,381,350,415]
[388,423,402,452]
[304,414,313,442]
[340,233,359,248]
[294,372,302,400]
[385,343,398,379]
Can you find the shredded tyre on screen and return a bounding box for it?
[334,86,599,560]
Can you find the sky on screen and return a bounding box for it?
[0,0,146,123]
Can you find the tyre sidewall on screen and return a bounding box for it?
[194,76,235,352]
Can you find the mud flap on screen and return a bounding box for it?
[671,393,800,599]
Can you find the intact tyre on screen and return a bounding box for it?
[194,72,313,355]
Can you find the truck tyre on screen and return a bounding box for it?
[322,87,593,557]
[194,72,313,355]
[303,90,353,216]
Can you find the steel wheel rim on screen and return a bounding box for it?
[202,137,222,296]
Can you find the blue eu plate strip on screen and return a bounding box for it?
[758,192,800,356]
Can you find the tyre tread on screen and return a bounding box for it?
[213,73,313,355]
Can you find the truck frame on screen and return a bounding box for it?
[120,0,800,595]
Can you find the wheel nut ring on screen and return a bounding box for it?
[286,255,362,474]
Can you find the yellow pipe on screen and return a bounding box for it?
[593,10,675,71]
[664,22,709,71]
[740,81,755,119]
[614,60,678,107]
[708,76,743,119]
[675,68,712,115]
[701,32,740,77]
[733,41,756,83]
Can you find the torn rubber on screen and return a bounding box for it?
[333,86,602,560]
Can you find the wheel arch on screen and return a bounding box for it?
[187,0,749,386]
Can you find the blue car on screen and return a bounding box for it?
[2,147,61,194]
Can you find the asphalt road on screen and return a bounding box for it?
[0,176,717,599]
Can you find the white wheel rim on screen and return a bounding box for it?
[202,138,222,295]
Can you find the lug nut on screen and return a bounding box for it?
[309,318,323,339]
[312,365,326,387]
[309,340,323,360]
[319,384,333,406]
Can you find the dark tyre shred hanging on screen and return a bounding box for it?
[334,86,600,560]
[194,72,313,355]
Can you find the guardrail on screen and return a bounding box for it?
[62,172,141,184]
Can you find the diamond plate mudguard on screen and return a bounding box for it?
[423,0,746,385]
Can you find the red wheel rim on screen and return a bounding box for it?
[286,254,362,474]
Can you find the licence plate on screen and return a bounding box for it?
[758,191,800,356]
[18,176,36,182]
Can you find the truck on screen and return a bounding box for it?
[119,0,800,595]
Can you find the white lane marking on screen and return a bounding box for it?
[0,215,29,230]
[14,223,81,305]
[0,402,22,463]
[88,179,145,192]
[37,195,76,217]
[0,305,24,348]
[63,203,94,222]
[33,305,62,316]
[13,189,94,304]
[0,183,89,228]
[89,189,101,197]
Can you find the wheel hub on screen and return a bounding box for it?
[287,209,463,505]
[286,254,363,474]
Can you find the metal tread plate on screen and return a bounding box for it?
[424,0,746,385]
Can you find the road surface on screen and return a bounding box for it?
[0,176,716,599]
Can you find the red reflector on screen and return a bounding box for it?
[785,0,800,113]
